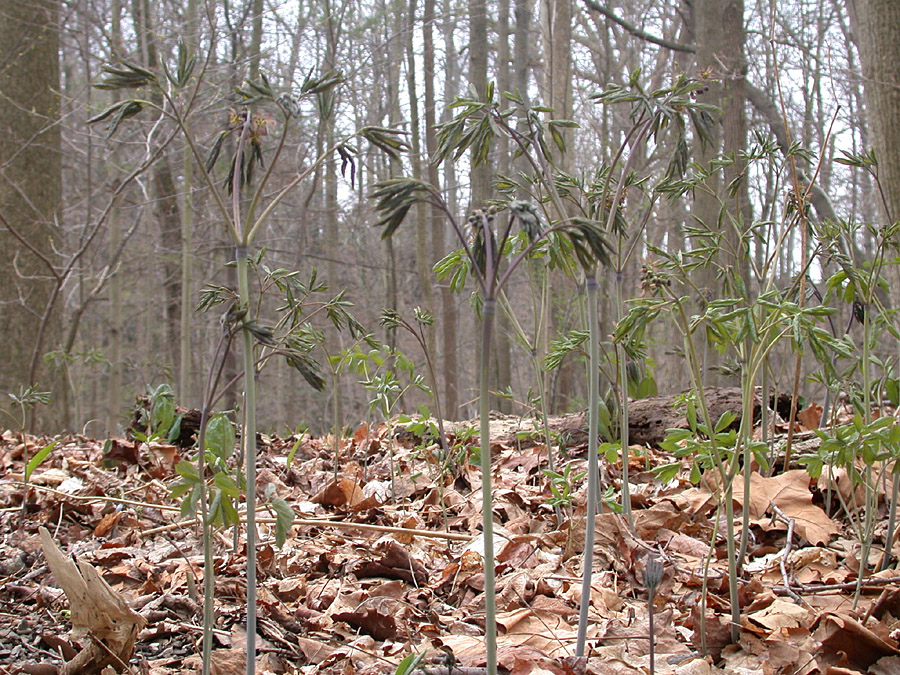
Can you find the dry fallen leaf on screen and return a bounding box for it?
[312,476,366,507]
[39,527,146,675]
[4,405,900,675]
[796,402,823,430]
[813,610,900,670]
[746,598,810,633]
[739,470,841,545]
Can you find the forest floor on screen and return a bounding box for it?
[1,402,900,675]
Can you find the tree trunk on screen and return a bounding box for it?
[493,0,513,415]
[132,0,182,379]
[689,0,748,386]
[105,0,125,433]
[179,0,199,408]
[407,0,436,348]
[481,387,792,450]
[425,0,459,418]
[468,0,510,412]
[384,0,404,386]
[328,3,345,424]
[248,0,264,80]
[847,0,900,385]
[220,0,242,415]
[468,0,491,210]
[540,0,572,165]
[847,0,900,224]
[440,0,460,419]
[0,0,62,427]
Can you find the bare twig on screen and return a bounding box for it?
[769,502,802,603]
[581,0,696,53]
[773,575,900,596]
[23,483,471,541]
[253,517,472,542]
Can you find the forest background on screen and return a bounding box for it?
[1,0,899,436]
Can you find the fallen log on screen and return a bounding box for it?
[453,387,796,450]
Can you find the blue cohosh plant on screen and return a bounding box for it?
[376,72,719,662]
[360,349,431,503]
[381,307,454,529]
[90,40,401,675]
[628,134,848,643]
[178,254,366,669]
[372,82,612,674]
[239,255,371,488]
[317,326,383,479]
[800,190,900,605]
[562,71,724,655]
[380,307,450,463]
[544,460,587,555]
[801,414,900,597]
[131,383,179,444]
[5,385,54,525]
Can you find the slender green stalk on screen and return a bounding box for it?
[882,472,899,571]
[615,271,632,526]
[722,479,740,641]
[604,119,652,527]
[479,296,498,675]
[17,424,27,527]
[761,362,772,473]
[534,357,563,524]
[196,330,232,675]
[697,501,722,656]
[179,117,194,406]
[406,317,451,530]
[195,408,213,675]
[738,365,755,566]
[236,248,258,675]
[672,295,739,642]
[386,412,397,503]
[853,311,874,609]
[576,272,600,656]
[226,111,260,675]
[644,556,662,675]
[332,371,341,482]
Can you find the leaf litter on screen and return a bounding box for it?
[0,405,898,675]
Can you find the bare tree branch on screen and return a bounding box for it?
[582,0,696,53]
[745,80,840,224]
[0,210,61,282]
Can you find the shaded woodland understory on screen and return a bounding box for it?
[2,391,900,675]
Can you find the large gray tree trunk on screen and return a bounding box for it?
[467,0,490,211]
[847,0,900,224]
[132,0,182,378]
[424,0,459,419]
[689,0,748,386]
[0,0,62,427]
[406,0,436,357]
[846,0,900,389]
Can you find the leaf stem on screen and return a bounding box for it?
[479,295,498,675]
[576,272,600,656]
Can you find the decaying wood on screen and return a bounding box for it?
[129,387,812,460]
[127,395,203,447]
[462,387,795,450]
